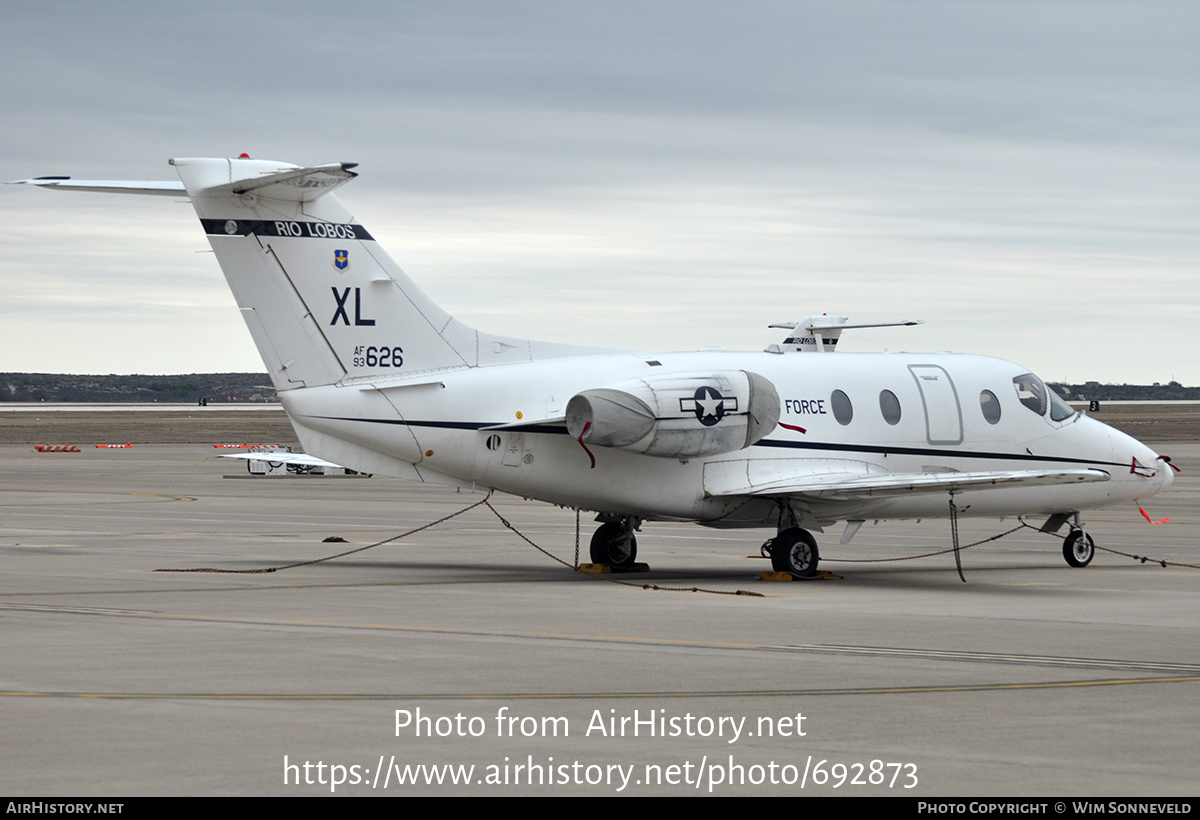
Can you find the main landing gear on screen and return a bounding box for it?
[763,502,820,578]
[763,528,821,578]
[590,519,639,569]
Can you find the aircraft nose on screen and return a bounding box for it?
[1155,454,1176,493]
[1103,423,1173,500]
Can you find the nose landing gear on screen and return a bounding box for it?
[1063,528,1095,568]
[1060,511,1096,568]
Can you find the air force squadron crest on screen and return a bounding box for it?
[333,249,349,271]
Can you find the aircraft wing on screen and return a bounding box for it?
[703,458,1110,500]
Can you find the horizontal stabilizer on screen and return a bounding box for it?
[199,162,359,202]
[10,162,358,204]
[8,177,186,196]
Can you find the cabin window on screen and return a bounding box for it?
[879,390,901,425]
[980,390,1001,424]
[1049,388,1077,422]
[1012,373,1047,416]
[831,390,853,425]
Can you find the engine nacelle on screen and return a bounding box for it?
[565,370,780,459]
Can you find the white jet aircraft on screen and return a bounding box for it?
[14,157,1175,577]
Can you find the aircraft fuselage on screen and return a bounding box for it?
[281,349,1170,530]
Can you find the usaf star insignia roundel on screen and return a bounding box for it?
[680,386,738,427]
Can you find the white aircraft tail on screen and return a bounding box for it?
[170,157,495,390]
[16,156,610,390]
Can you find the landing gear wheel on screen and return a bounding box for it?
[590,522,637,569]
[760,540,774,559]
[770,528,820,578]
[1063,529,1094,568]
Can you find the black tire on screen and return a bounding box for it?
[770,528,820,577]
[590,522,637,568]
[1063,529,1094,568]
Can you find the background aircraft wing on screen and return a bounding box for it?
[704,458,1110,500]
[222,452,342,469]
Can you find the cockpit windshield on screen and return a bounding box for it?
[1012,373,1047,416]
[1013,372,1076,422]
[1048,387,1077,422]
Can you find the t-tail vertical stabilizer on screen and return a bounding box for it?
[171,157,478,390]
[13,156,607,390]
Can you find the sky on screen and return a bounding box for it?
[1,1,1197,384]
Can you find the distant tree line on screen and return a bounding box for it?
[0,373,278,403]
[1050,381,1199,401]
[1,373,1196,404]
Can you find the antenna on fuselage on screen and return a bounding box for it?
[766,315,923,353]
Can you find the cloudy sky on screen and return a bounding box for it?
[2,1,1196,384]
